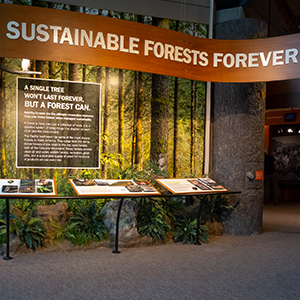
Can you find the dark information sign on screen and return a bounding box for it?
[17,78,101,169]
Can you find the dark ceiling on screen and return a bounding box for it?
[216,0,300,37]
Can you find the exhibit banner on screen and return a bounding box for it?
[1,3,300,83]
[17,78,101,168]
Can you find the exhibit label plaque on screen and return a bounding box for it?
[69,179,161,196]
[17,78,101,168]
[155,178,228,194]
[0,179,57,196]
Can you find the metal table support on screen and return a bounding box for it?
[112,198,124,254]
[195,195,207,245]
[3,198,12,260]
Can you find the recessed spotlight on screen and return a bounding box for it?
[288,128,293,133]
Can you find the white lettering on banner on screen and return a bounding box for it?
[120,35,129,53]
[248,53,259,67]
[129,37,139,54]
[286,48,298,64]
[144,39,208,66]
[236,53,247,68]
[5,21,299,70]
[93,32,106,49]
[49,25,62,43]
[81,30,93,47]
[213,49,298,68]
[260,52,272,66]
[22,22,35,41]
[6,21,19,39]
[36,24,49,42]
[107,33,119,51]
[273,50,284,66]
[60,27,73,45]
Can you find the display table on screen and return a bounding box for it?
[1,190,240,260]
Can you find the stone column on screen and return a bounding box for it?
[212,18,267,235]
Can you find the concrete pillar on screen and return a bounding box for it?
[212,18,267,235]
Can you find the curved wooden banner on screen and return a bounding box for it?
[1,3,300,83]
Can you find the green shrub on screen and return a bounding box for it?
[136,199,171,243]
[12,199,32,214]
[49,218,76,245]
[11,210,49,252]
[66,201,108,246]
[205,195,235,215]
[65,198,111,215]
[0,219,6,244]
[173,215,210,244]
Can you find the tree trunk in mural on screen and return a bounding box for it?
[82,65,86,82]
[61,63,67,80]
[212,18,267,236]
[33,2,49,79]
[102,67,110,178]
[49,61,55,79]
[135,71,143,168]
[173,76,179,177]
[101,11,112,178]
[0,58,6,178]
[190,80,196,175]
[96,66,102,172]
[118,68,124,168]
[68,7,81,82]
[131,72,138,166]
[68,6,81,83]
[173,20,179,177]
[134,15,144,169]
[117,14,124,168]
[151,18,170,166]
[67,5,81,176]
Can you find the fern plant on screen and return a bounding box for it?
[11,210,49,252]
[136,201,170,243]
[49,218,76,245]
[66,201,108,246]
[205,195,235,215]
[173,215,210,244]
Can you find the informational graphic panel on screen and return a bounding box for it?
[155,178,228,194]
[69,179,160,196]
[17,78,101,168]
[0,179,57,196]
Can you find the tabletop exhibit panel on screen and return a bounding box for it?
[69,179,161,196]
[0,178,57,196]
[155,178,228,195]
